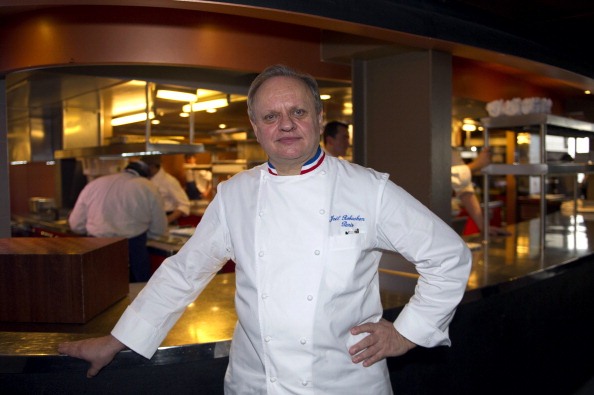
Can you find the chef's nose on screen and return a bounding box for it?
[279,114,296,132]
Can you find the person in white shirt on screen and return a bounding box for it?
[451,147,510,236]
[68,160,168,282]
[141,155,190,224]
[184,154,213,200]
[59,65,472,394]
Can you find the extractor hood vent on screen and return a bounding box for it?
[54,141,204,159]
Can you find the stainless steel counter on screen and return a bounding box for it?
[1,211,592,370]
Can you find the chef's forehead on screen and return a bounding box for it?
[247,65,322,119]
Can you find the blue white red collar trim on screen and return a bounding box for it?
[267,146,325,176]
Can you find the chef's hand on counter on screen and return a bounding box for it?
[349,318,416,367]
[57,335,125,378]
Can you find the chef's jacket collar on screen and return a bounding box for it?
[267,146,325,176]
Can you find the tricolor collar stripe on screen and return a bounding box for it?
[267,146,325,176]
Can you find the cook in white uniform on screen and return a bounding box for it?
[68,160,168,282]
[451,148,510,236]
[59,65,472,394]
[141,155,191,224]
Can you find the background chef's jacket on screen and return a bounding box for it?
[69,171,168,239]
[112,156,472,394]
[150,167,190,216]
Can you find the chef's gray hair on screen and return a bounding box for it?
[247,64,322,122]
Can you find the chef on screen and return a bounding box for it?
[59,65,472,394]
[68,160,168,282]
[140,155,191,224]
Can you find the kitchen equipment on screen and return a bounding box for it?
[28,197,59,221]
[28,197,56,214]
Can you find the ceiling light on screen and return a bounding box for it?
[179,112,190,118]
[157,90,198,102]
[461,118,477,132]
[111,112,154,126]
[206,108,217,113]
[219,123,227,129]
[461,123,477,132]
[586,90,592,95]
[320,94,331,100]
[183,98,228,112]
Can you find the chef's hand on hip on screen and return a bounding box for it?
[349,318,416,367]
[57,335,125,378]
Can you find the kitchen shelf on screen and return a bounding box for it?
[481,114,594,246]
[482,163,594,176]
[482,114,594,137]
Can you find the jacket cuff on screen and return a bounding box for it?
[393,305,452,348]
[111,305,166,359]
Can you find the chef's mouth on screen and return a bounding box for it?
[276,137,302,143]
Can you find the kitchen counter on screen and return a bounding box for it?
[3,211,592,351]
[2,212,594,394]
[11,213,77,237]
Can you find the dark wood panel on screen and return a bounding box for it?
[0,237,129,323]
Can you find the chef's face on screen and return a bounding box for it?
[250,76,323,174]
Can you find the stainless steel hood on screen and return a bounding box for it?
[54,141,204,159]
[7,66,350,162]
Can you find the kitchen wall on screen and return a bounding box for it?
[10,162,57,216]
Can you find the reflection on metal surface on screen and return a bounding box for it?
[463,212,594,293]
[3,212,594,373]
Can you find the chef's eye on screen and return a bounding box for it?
[263,114,277,122]
[293,109,306,117]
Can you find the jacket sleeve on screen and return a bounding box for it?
[168,176,191,215]
[112,193,232,358]
[146,183,169,239]
[375,180,472,348]
[68,187,89,235]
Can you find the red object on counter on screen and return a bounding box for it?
[178,215,202,227]
[458,204,503,235]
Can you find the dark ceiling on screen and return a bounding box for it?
[451,0,594,71]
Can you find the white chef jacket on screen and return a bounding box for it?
[184,164,213,194]
[69,170,168,239]
[112,154,471,394]
[150,167,190,216]
[451,164,474,196]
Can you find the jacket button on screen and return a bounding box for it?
[258,251,264,257]
[265,336,272,342]
[319,209,325,215]
[270,377,277,383]
[261,293,268,299]
[307,295,313,301]
[299,337,307,345]
[314,250,320,255]
[301,380,309,386]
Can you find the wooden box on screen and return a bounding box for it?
[0,237,129,323]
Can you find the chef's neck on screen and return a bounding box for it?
[267,146,325,176]
[273,163,305,176]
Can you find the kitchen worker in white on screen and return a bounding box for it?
[59,65,472,394]
[451,147,510,236]
[140,155,191,224]
[68,160,168,282]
